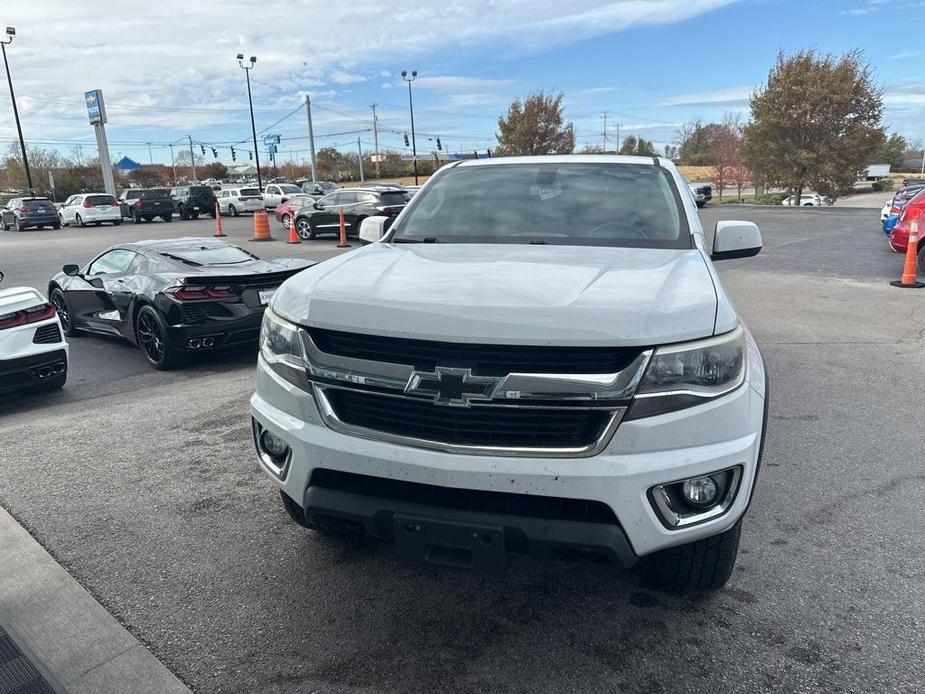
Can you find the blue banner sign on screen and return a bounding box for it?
[85,90,106,125]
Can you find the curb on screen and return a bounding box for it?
[0,507,192,694]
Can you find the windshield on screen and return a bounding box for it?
[143,189,171,199]
[22,199,52,209]
[378,192,409,206]
[86,195,116,205]
[391,163,690,248]
[238,188,261,196]
[162,246,255,265]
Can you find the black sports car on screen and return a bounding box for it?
[48,238,314,369]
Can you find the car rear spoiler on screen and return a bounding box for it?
[181,265,314,287]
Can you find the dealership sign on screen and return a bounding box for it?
[85,90,107,124]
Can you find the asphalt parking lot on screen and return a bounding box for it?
[1,206,923,694]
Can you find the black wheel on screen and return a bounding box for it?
[191,211,199,220]
[179,206,190,221]
[645,519,741,592]
[229,204,239,217]
[59,213,67,227]
[696,201,705,208]
[351,215,366,238]
[50,288,78,337]
[1,220,8,231]
[280,491,352,536]
[161,213,172,223]
[14,218,24,232]
[295,217,314,240]
[52,222,61,230]
[76,213,85,228]
[209,211,216,219]
[132,212,142,224]
[135,305,179,370]
[917,244,925,275]
[113,219,122,226]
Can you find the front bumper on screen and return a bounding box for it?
[0,348,68,395]
[250,334,767,562]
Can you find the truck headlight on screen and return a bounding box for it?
[260,308,304,371]
[626,326,746,419]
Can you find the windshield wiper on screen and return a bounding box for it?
[393,237,439,243]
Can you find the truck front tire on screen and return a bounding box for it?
[645,519,741,592]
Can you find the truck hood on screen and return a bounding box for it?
[0,285,47,314]
[273,244,721,346]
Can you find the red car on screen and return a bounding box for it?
[890,189,925,270]
[274,194,314,230]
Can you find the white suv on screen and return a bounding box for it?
[0,270,68,395]
[251,155,768,591]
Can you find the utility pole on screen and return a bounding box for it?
[169,143,177,183]
[357,137,364,182]
[616,124,621,153]
[601,111,609,152]
[370,103,380,177]
[146,142,153,165]
[305,94,317,183]
[1,28,33,196]
[187,135,197,182]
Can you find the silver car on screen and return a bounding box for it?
[217,188,264,216]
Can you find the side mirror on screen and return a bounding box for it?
[711,221,762,261]
[280,197,289,204]
[359,215,389,245]
[0,270,4,282]
[63,264,80,276]
[313,201,322,210]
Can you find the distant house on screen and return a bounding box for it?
[114,156,142,173]
[228,164,258,182]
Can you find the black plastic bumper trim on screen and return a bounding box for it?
[302,486,638,569]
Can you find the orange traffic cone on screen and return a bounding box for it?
[337,208,350,249]
[891,213,924,288]
[214,200,226,238]
[252,209,273,242]
[287,215,301,244]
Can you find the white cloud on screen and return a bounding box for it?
[413,76,516,93]
[330,70,367,85]
[660,86,752,107]
[841,7,875,15]
[889,49,920,60]
[380,82,392,89]
[579,86,620,95]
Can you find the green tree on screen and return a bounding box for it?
[619,135,657,156]
[496,91,574,155]
[202,162,229,181]
[742,49,884,201]
[874,133,906,169]
[677,120,727,165]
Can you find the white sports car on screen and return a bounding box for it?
[0,270,68,395]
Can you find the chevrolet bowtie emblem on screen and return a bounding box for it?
[405,367,500,407]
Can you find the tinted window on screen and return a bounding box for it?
[160,246,255,265]
[319,192,338,206]
[278,184,302,194]
[86,195,116,206]
[22,199,52,210]
[378,192,408,206]
[143,189,171,199]
[188,186,212,196]
[238,188,261,196]
[393,163,690,248]
[87,249,136,275]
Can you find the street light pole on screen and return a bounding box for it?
[401,70,418,185]
[1,27,33,196]
[237,54,262,190]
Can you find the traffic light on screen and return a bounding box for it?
[231,147,236,161]
[200,144,205,156]
[248,151,253,160]
[403,133,409,147]
[487,149,492,158]
[436,137,442,151]
[211,147,218,158]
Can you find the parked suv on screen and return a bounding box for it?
[253,155,768,592]
[171,185,218,220]
[292,186,408,240]
[59,193,122,227]
[126,188,174,224]
[1,197,60,231]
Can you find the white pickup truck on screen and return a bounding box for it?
[251,155,768,591]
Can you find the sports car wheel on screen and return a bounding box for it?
[136,305,179,370]
[50,288,79,337]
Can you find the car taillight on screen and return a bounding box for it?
[135,199,143,208]
[376,205,403,215]
[167,286,234,301]
[0,302,56,330]
[83,201,96,208]
[18,207,28,213]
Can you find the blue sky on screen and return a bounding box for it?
[1,0,923,168]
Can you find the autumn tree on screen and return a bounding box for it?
[742,49,884,201]
[711,114,744,199]
[496,91,574,156]
[677,120,728,166]
[202,162,229,181]
[874,133,906,169]
[618,135,657,156]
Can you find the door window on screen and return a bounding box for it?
[86,250,136,276]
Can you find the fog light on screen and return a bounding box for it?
[681,476,718,508]
[260,430,289,458]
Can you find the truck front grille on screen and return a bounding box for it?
[323,388,612,450]
[308,328,641,376]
